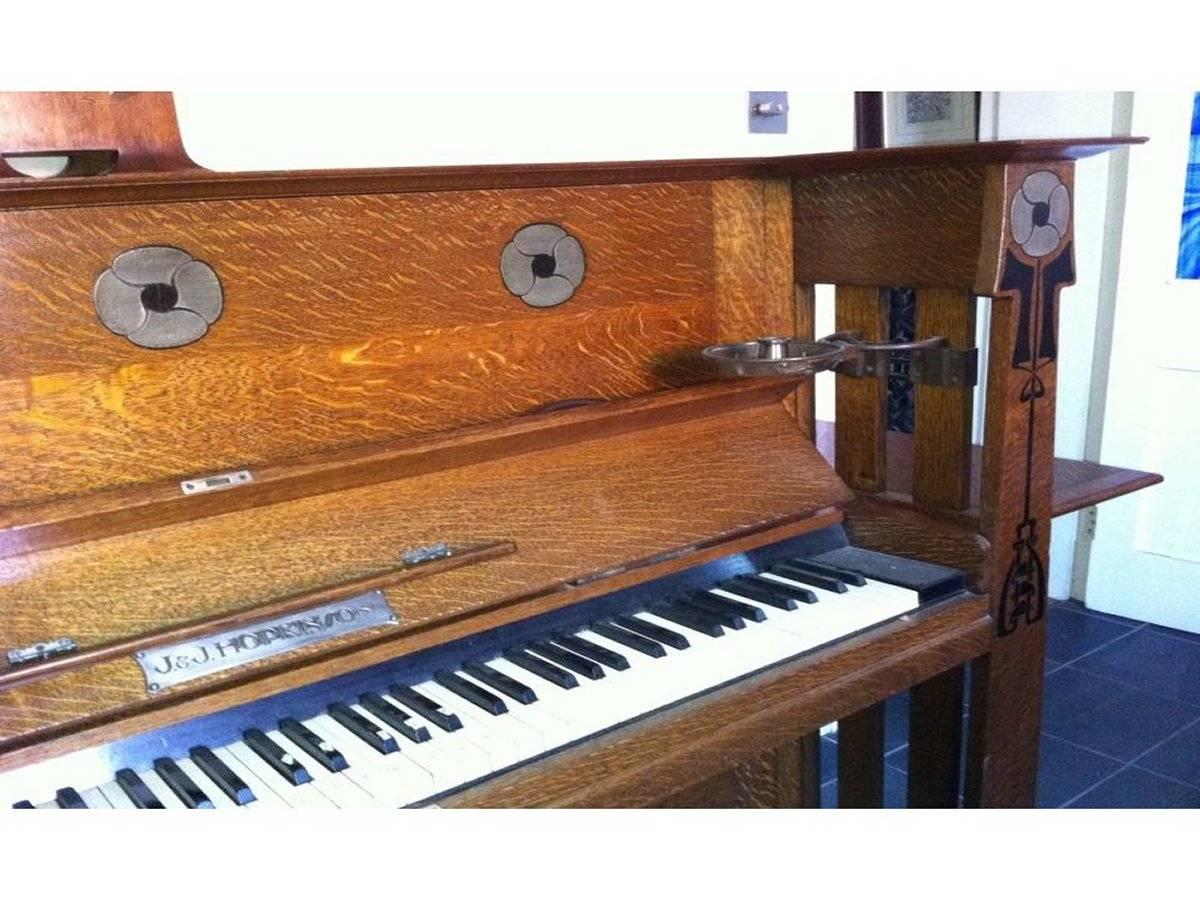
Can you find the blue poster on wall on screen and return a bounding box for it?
[1178,92,1200,279]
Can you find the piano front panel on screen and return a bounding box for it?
[0,180,745,505]
[0,393,851,747]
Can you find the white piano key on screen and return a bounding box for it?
[414,680,538,768]
[303,713,436,807]
[78,786,113,809]
[266,727,373,809]
[95,780,136,809]
[137,769,187,810]
[211,746,285,808]
[174,758,235,809]
[452,670,576,747]
[346,702,471,796]
[225,742,332,809]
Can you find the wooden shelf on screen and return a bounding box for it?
[815,421,1161,518]
[0,137,1145,211]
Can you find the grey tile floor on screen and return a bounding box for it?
[819,599,1200,807]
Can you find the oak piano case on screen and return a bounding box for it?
[0,93,1156,809]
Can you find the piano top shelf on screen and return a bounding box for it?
[814,421,1163,519]
[0,136,1145,211]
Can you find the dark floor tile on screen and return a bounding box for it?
[1147,623,1200,647]
[1042,666,1200,761]
[1068,767,1200,808]
[885,691,909,752]
[884,765,907,809]
[815,767,909,809]
[885,743,908,773]
[820,778,836,808]
[1056,599,1146,629]
[1072,629,1200,705]
[1035,734,1122,808]
[820,736,837,785]
[1045,604,1137,664]
[1139,720,1200,788]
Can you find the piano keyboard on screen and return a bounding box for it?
[0,530,963,809]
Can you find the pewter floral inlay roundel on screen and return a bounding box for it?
[500,223,586,308]
[1010,171,1070,258]
[93,246,224,349]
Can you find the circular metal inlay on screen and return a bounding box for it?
[93,246,224,349]
[1010,171,1070,258]
[500,223,586,308]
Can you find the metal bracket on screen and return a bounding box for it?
[910,347,979,388]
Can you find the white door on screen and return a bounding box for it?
[1080,91,1200,633]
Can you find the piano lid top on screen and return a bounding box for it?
[0,135,1146,211]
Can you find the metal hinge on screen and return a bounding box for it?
[6,637,78,668]
[400,543,454,567]
[910,347,979,388]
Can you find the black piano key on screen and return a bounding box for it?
[502,648,579,690]
[592,620,667,658]
[12,800,34,808]
[788,558,867,587]
[723,575,805,609]
[674,594,746,629]
[462,661,537,705]
[614,614,690,650]
[190,746,255,805]
[153,757,214,809]
[527,641,605,680]
[552,633,630,671]
[359,693,432,742]
[116,768,165,809]
[281,717,349,771]
[690,590,766,623]
[434,670,508,715]
[54,787,88,809]
[770,562,848,593]
[388,684,464,732]
[244,728,313,785]
[328,703,399,754]
[648,601,725,637]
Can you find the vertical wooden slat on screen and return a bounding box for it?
[907,666,966,807]
[793,282,817,440]
[837,702,885,807]
[834,285,889,491]
[912,288,977,510]
[799,731,822,808]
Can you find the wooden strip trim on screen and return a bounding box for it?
[0,139,1144,211]
[834,285,889,491]
[0,541,517,694]
[912,288,977,510]
[0,379,798,560]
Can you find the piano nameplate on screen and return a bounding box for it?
[134,590,398,694]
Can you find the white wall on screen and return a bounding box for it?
[981,92,1121,599]
[174,92,854,170]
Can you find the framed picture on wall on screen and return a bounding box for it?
[884,92,978,147]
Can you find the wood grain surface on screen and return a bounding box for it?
[0,181,718,504]
[0,396,851,749]
[834,285,889,491]
[0,92,195,175]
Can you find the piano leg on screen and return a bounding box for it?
[907,665,966,807]
[836,702,885,808]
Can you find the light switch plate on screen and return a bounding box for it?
[748,91,788,134]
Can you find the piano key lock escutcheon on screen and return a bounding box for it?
[0,93,1158,809]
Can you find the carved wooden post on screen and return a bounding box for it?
[967,162,1075,807]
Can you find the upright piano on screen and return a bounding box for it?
[0,93,1156,808]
